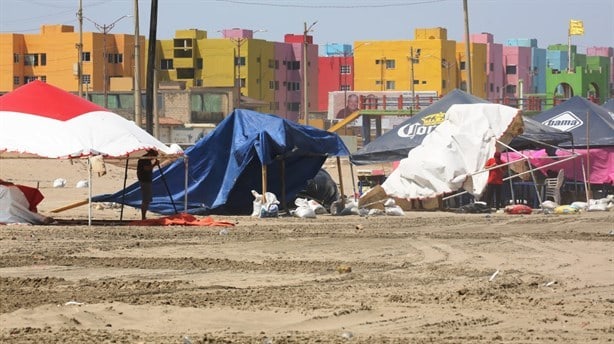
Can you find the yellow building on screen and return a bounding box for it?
[353,27,491,100]
[455,41,488,99]
[157,29,275,113]
[0,24,144,93]
[354,28,459,96]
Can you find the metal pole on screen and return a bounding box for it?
[103,24,108,108]
[410,46,415,112]
[77,0,83,97]
[303,22,308,125]
[462,0,472,94]
[134,0,142,126]
[145,0,159,134]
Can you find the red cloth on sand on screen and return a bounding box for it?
[129,213,234,227]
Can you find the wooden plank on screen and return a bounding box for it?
[327,110,362,133]
[50,199,89,213]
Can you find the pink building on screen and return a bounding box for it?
[471,33,504,101]
[283,34,318,122]
[587,46,614,98]
[502,45,533,99]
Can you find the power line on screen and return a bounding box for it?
[213,0,450,9]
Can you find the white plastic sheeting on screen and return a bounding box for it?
[382,103,523,200]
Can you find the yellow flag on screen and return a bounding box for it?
[569,19,584,35]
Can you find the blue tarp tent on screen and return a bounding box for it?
[350,89,571,165]
[533,96,614,147]
[94,109,350,215]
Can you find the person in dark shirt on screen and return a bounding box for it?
[137,150,158,220]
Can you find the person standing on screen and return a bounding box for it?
[137,150,158,220]
[484,151,505,210]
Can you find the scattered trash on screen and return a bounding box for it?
[53,178,67,188]
[262,337,273,344]
[341,331,354,339]
[337,265,352,274]
[183,336,193,344]
[355,224,364,230]
[64,301,84,306]
[489,270,499,282]
[75,180,88,188]
[544,280,556,287]
[219,228,229,236]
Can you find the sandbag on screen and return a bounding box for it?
[504,204,532,215]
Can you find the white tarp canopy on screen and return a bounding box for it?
[0,80,180,159]
[382,103,523,200]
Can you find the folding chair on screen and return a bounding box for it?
[544,169,565,204]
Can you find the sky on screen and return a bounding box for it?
[1,0,612,54]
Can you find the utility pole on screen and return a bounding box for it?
[463,0,472,94]
[84,14,131,108]
[410,46,415,112]
[133,0,142,127]
[302,21,317,126]
[145,0,158,134]
[232,38,245,109]
[76,0,83,97]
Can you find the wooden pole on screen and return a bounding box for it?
[261,164,267,204]
[336,156,345,199]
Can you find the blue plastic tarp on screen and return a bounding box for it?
[94,109,350,215]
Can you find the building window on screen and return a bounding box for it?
[239,78,246,87]
[13,76,19,85]
[235,56,246,66]
[386,80,395,90]
[39,75,46,82]
[460,61,466,70]
[82,74,91,85]
[24,54,38,66]
[340,65,351,74]
[287,102,300,111]
[442,79,446,89]
[505,85,517,94]
[375,80,382,85]
[506,65,517,75]
[340,84,351,91]
[196,58,203,69]
[286,61,300,70]
[82,52,91,62]
[385,59,396,69]
[108,53,122,64]
[24,76,37,83]
[460,80,467,91]
[490,83,494,92]
[489,62,494,72]
[195,79,203,86]
[13,53,19,63]
[269,80,279,90]
[40,53,46,66]
[160,59,174,70]
[177,68,195,79]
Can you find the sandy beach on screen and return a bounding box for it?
[0,158,613,343]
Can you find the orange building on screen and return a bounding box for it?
[0,24,145,93]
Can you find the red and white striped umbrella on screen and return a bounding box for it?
[0,81,179,159]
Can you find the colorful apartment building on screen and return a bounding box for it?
[455,40,488,99]
[0,24,144,95]
[471,33,505,101]
[317,44,354,112]
[546,44,611,102]
[155,29,317,122]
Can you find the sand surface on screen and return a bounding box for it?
[0,158,613,343]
